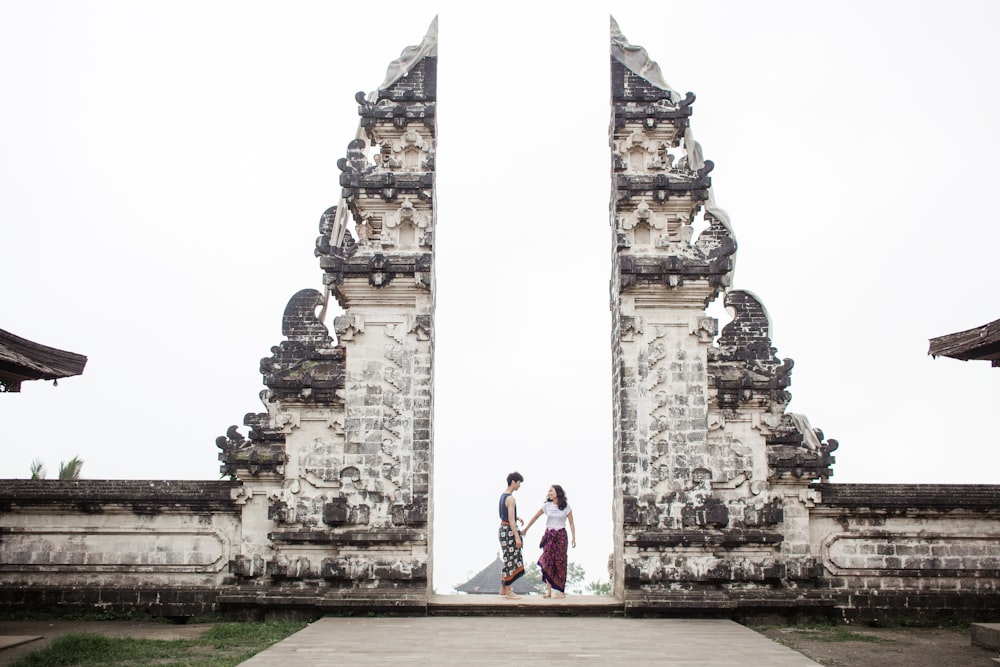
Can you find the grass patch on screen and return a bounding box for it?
[788,626,889,643]
[752,623,896,645]
[9,621,306,667]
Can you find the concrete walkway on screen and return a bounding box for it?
[239,617,819,666]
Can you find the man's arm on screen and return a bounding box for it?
[506,495,522,547]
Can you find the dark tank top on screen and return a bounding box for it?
[499,492,517,523]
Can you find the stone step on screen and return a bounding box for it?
[971,623,1000,650]
[428,593,623,616]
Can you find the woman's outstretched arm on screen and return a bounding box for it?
[523,508,544,533]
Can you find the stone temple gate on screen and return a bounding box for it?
[2,18,999,621]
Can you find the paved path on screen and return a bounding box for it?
[240,617,819,666]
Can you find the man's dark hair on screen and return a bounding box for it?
[506,471,523,485]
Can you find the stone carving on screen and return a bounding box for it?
[615,197,735,296]
[259,289,345,404]
[394,129,430,171]
[367,254,395,288]
[333,313,364,340]
[381,197,431,250]
[615,129,691,174]
[386,197,429,230]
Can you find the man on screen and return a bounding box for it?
[498,471,525,599]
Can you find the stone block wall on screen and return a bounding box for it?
[809,484,1000,622]
[0,480,241,616]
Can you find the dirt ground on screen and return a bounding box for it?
[757,625,999,666]
[1,619,998,666]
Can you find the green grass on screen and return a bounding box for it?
[9,621,306,667]
[753,623,895,646]
[786,625,889,643]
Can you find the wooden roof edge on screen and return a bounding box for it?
[0,328,88,379]
[928,317,1000,361]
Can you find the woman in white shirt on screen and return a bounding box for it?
[522,485,576,598]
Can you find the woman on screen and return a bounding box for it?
[523,484,576,598]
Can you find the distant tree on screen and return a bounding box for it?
[29,456,83,479]
[58,456,84,480]
[522,562,543,593]
[29,458,46,479]
[522,561,588,593]
[566,563,587,593]
[586,579,612,595]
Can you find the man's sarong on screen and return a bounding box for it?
[498,522,524,586]
[538,527,569,592]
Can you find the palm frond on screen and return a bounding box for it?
[58,456,84,480]
[29,458,47,479]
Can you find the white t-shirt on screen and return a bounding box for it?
[543,501,572,530]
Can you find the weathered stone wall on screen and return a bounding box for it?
[809,484,1000,621]
[0,480,241,616]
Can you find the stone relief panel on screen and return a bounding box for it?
[823,534,1000,575]
[2,529,229,573]
[381,197,432,251]
[299,420,347,487]
[615,127,692,175]
[369,128,433,173]
[615,202,735,266]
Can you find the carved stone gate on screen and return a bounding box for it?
[609,19,836,611]
[213,22,439,609]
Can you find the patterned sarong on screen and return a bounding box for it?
[538,527,569,592]
[498,522,524,586]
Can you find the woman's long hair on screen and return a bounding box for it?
[549,484,567,510]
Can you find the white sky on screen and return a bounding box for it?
[3,2,998,593]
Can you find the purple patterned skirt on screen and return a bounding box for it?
[538,528,568,592]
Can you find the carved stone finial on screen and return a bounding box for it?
[257,290,345,404]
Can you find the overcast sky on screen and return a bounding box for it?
[3,2,998,592]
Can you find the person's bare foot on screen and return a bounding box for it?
[503,593,522,600]
[554,593,566,599]
[542,593,551,598]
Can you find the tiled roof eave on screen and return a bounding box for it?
[929,318,1000,362]
[0,329,88,380]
